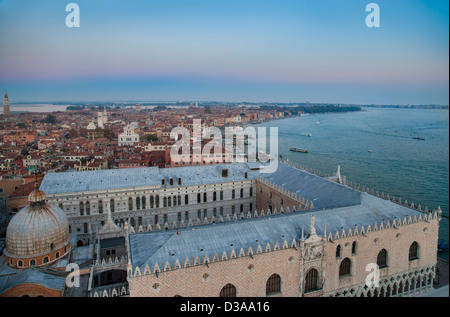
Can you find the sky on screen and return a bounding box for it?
[0,0,448,104]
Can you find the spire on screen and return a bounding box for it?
[309,215,317,236]
[336,165,342,183]
[98,203,122,238]
[3,89,10,116]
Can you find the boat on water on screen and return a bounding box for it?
[290,147,308,153]
[315,120,320,124]
[412,137,425,141]
[301,132,312,137]
[368,150,373,153]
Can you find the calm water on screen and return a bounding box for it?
[251,107,449,258]
[11,104,69,113]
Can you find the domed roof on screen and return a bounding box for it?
[28,189,46,203]
[5,188,71,259]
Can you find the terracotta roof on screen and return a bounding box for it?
[9,179,43,199]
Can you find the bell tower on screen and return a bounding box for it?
[3,90,10,116]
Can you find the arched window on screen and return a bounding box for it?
[30,259,36,266]
[409,242,419,261]
[266,274,281,295]
[213,191,217,201]
[197,193,201,203]
[79,202,84,216]
[43,257,49,264]
[55,252,60,259]
[169,178,174,186]
[168,197,171,207]
[142,196,146,209]
[150,195,154,208]
[336,245,341,258]
[18,260,23,267]
[351,241,357,255]
[220,284,237,297]
[98,200,103,214]
[163,197,167,207]
[240,188,244,198]
[250,187,253,197]
[136,197,140,210]
[339,258,351,277]
[232,189,235,199]
[128,197,133,211]
[185,194,189,205]
[203,192,207,203]
[85,201,90,215]
[377,249,388,268]
[110,199,115,212]
[304,268,319,293]
[220,191,224,200]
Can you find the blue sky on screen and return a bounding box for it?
[0,0,448,104]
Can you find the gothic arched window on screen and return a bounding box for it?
[336,245,341,258]
[220,284,237,297]
[266,274,281,295]
[377,249,388,268]
[339,258,351,277]
[351,241,357,255]
[304,268,319,293]
[409,242,419,261]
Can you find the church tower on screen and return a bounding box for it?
[3,90,10,116]
[102,106,108,124]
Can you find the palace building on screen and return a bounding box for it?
[0,162,441,297]
[124,163,441,297]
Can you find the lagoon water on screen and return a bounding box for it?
[251,107,449,257]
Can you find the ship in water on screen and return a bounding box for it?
[301,132,312,137]
[412,137,425,141]
[290,147,308,153]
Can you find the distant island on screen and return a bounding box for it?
[259,104,362,114]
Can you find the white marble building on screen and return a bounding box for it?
[40,164,261,246]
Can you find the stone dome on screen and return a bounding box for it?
[5,188,71,262]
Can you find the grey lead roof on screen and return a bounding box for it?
[259,163,361,210]
[129,193,422,270]
[40,163,261,194]
[39,162,360,212]
[0,266,66,294]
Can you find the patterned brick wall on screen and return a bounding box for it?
[128,214,439,297]
[129,248,300,297]
[323,216,439,295]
